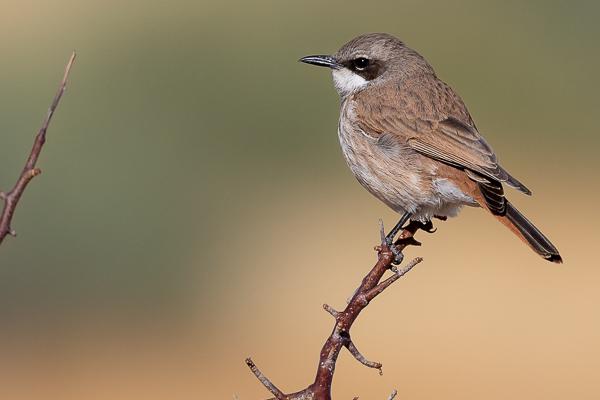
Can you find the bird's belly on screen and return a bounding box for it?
[338,124,475,221]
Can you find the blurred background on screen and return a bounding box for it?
[0,0,599,398]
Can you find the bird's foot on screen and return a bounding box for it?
[378,217,438,265]
[418,220,437,233]
[391,220,437,247]
[384,235,404,265]
[378,219,406,265]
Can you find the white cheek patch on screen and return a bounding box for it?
[332,68,368,96]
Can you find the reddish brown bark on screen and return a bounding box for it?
[247,220,427,399]
[0,52,76,246]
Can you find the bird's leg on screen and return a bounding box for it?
[385,212,411,244]
[384,212,411,265]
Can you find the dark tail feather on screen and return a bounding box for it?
[497,201,563,263]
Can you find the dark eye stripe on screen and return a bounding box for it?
[342,58,383,81]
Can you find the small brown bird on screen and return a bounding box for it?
[301,33,561,263]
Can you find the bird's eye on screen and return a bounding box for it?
[353,57,370,70]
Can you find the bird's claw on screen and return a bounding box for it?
[395,236,422,247]
[420,220,436,233]
[390,245,404,265]
[378,216,437,264]
[384,234,394,248]
[382,235,404,265]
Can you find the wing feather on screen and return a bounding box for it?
[354,78,531,196]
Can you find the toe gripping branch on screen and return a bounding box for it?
[245,219,430,400]
[381,218,437,264]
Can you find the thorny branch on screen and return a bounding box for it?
[246,220,429,399]
[0,52,76,246]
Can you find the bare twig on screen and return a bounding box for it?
[323,304,340,319]
[0,51,76,246]
[364,257,423,301]
[245,358,286,400]
[246,220,431,399]
[345,340,382,374]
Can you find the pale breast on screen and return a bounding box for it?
[337,99,475,220]
[337,100,432,215]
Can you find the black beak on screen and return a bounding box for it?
[299,55,341,69]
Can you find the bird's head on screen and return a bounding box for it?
[300,33,433,97]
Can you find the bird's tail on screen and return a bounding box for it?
[495,201,562,263]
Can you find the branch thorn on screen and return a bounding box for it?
[323,303,340,319]
[245,357,285,400]
[346,340,383,374]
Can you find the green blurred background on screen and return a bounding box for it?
[0,0,599,399]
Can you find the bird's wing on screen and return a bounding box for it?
[354,77,531,197]
[408,116,531,195]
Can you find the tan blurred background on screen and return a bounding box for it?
[0,0,599,399]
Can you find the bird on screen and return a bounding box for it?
[300,33,562,263]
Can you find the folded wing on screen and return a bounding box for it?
[408,117,531,196]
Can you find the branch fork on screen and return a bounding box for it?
[246,220,429,399]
